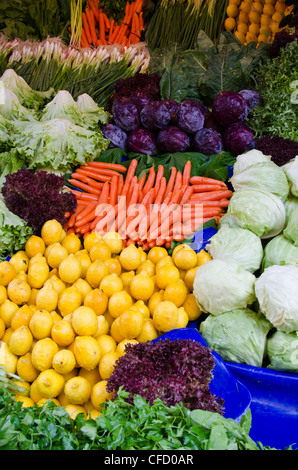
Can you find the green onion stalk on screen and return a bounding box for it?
[199,0,229,41]
[70,0,83,48]
[180,0,205,48]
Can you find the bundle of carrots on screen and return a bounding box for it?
[80,0,145,48]
[64,159,233,250]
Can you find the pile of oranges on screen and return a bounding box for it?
[224,0,294,45]
[0,219,211,419]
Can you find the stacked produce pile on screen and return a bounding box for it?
[0,220,213,417]
[224,0,294,45]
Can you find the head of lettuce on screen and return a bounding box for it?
[193,259,256,316]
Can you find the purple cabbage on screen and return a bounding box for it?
[223,122,255,155]
[130,91,154,111]
[140,101,171,130]
[127,128,156,155]
[157,126,190,153]
[102,123,127,149]
[193,128,224,155]
[106,338,225,414]
[212,91,249,126]
[176,99,205,134]
[239,89,262,110]
[112,96,140,132]
[162,99,180,122]
[204,112,224,133]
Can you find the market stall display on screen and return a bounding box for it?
[0,0,298,452]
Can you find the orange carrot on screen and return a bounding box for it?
[71,173,105,190]
[190,189,233,201]
[89,0,99,22]
[81,28,90,47]
[103,12,111,30]
[82,12,93,44]
[134,0,143,14]
[201,199,230,207]
[86,8,98,45]
[191,184,223,192]
[82,167,121,177]
[76,201,97,221]
[154,177,167,204]
[169,189,183,205]
[127,175,138,205]
[182,160,191,186]
[116,24,129,44]
[97,181,109,204]
[180,186,193,205]
[143,166,156,193]
[109,175,118,207]
[68,179,101,195]
[138,10,144,30]
[129,12,140,43]
[74,168,111,182]
[85,161,127,172]
[118,174,124,197]
[108,19,115,42]
[98,8,106,42]
[65,188,98,201]
[190,176,227,187]
[137,174,146,191]
[109,23,121,43]
[125,159,138,184]
[75,207,97,228]
[154,165,164,197]
[173,171,182,193]
[165,167,177,197]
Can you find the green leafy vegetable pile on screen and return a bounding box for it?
[248,39,298,141]
[0,385,269,450]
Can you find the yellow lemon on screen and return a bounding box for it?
[79,367,101,387]
[152,301,178,333]
[75,250,92,278]
[45,275,65,296]
[58,285,82,317]
[35,281,58,312]
[184,267,198,291]
[71,306,98,336]
[196,249,212,266]
[65,404,87,419]
[94,315,110,338]
[133,300,150,318]
[120,271,135,294]
[110,317,125,343]
[108,290,133,318]
[83,288,108,316]
[83,232,102,252]
[226,3,238,16]
[148,290,164,316]
[46,243,68,269]
[31,337,59,371]
[25,235,45,258]
[136,259,155,277]
[104,258,122,276]
[29,309,54,340]
[51,319,76,347]
[237,22,248,35]
[0,261,16,287]
[98,350,120,380]
[64,376,91,405]
[147,246,168,265]
[27,255,49,289]
[61,232,82,254]
[9,251,29,273]
[176,306,189,328]
[0,341,18,373]
[15,396,35,407]
[73,278,92,301]
[1,326,13,343]
[16,353,39,382]
[89,240,112,263]
[52,349,76,375]
[224,16,236,30]
[90,380,114,411]
[0,285,7,305]
[0,317,5,339]
[116,338,138,357]
[118,309,144,340]
[0,299,18,327]
[119,244,142,271]
[88,408,101,420]
[155,255,174,271]
[58,254,82,284]
[163,279,188,307]
[100,273,123,298]
[183,293,202,321]
[37,397,60,407]
[235,30,246,43]
[136,318,159,342]
[129,272,155,301]
[173,245,197,270]
[6,277,31,305]
[29,379,44,403]
[96,334,116,355]
[155,264,180,290]
[73,335,101,370]
[103,231,123,254]
[8,325,33,356]
[11,304,34,330]
[41,219,63,246]
[12,379,30,397]
[36,368,65,398]
[85,260,109,288]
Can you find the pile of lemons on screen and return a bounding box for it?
[224,0,293,45]
[0,219,211,420]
